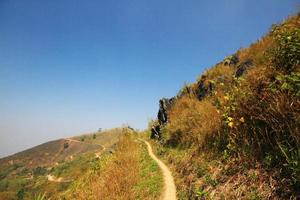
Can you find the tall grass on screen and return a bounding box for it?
[156,12,300,197]
[166,96,221,148]
[65,131,162,200]
[72,135,139,200]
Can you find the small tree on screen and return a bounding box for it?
[63,142,69,149]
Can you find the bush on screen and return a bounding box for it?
[225,77,300,190]
[63,142,69,149]
[271,25,300,72]
[32,167,47,177]
[17,188,25,200]
[271,72,300,97]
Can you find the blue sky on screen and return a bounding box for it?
[0,0,299,157]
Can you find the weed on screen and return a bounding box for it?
[195,187,208,199]
[34,193,47,200]
[204,174,218,187]
[249,187,261,200]
[17,188,25,200]
[196,166,208,178]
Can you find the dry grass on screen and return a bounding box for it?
[72,134,139,200]
[166,96,221,148]
[150,12,300,199]
[203,63,234,82]
[65,132,163,200]
[151,140,279,200]
[237,35,275,66]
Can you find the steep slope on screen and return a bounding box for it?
[149,13,300,199]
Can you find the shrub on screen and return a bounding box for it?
[271,24,300,72]
[17,188,25,200]
[32,167,47,177]
[271,72,300,97]
[63,142,69,149]
[226,79,300,190]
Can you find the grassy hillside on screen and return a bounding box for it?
[0,139,101,170]
[0,128,125,200]
[63,133,163,200]
[149,12,300,199]
[0,128,163,200]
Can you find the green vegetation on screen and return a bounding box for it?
[63,142,69,149]
[17,188,25,200]
[134,141,163,199]
[33,167,47,177]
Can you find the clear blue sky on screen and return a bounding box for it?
[0,0,299,157]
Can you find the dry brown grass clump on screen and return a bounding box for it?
[166,96,221,148]
[203,63,234,82]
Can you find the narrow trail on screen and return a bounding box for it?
[47,175,72,183]
[65,138,106,151]
[142,140,177,200]
[65,138,106,159]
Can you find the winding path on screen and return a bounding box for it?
[142,140,177,200]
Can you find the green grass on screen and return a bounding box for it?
[134,141,163,200]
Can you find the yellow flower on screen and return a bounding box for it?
[224,96,229,101]
[239,117,245,123]
[227,117,233,121]
[228,122,234,128]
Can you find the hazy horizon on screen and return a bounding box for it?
[0,0,299,158]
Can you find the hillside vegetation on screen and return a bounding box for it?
[149,13,300,199]
[63,132,163,200]
[1,10,299,200]
[0,128,163,200]
[0,128,124,199]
